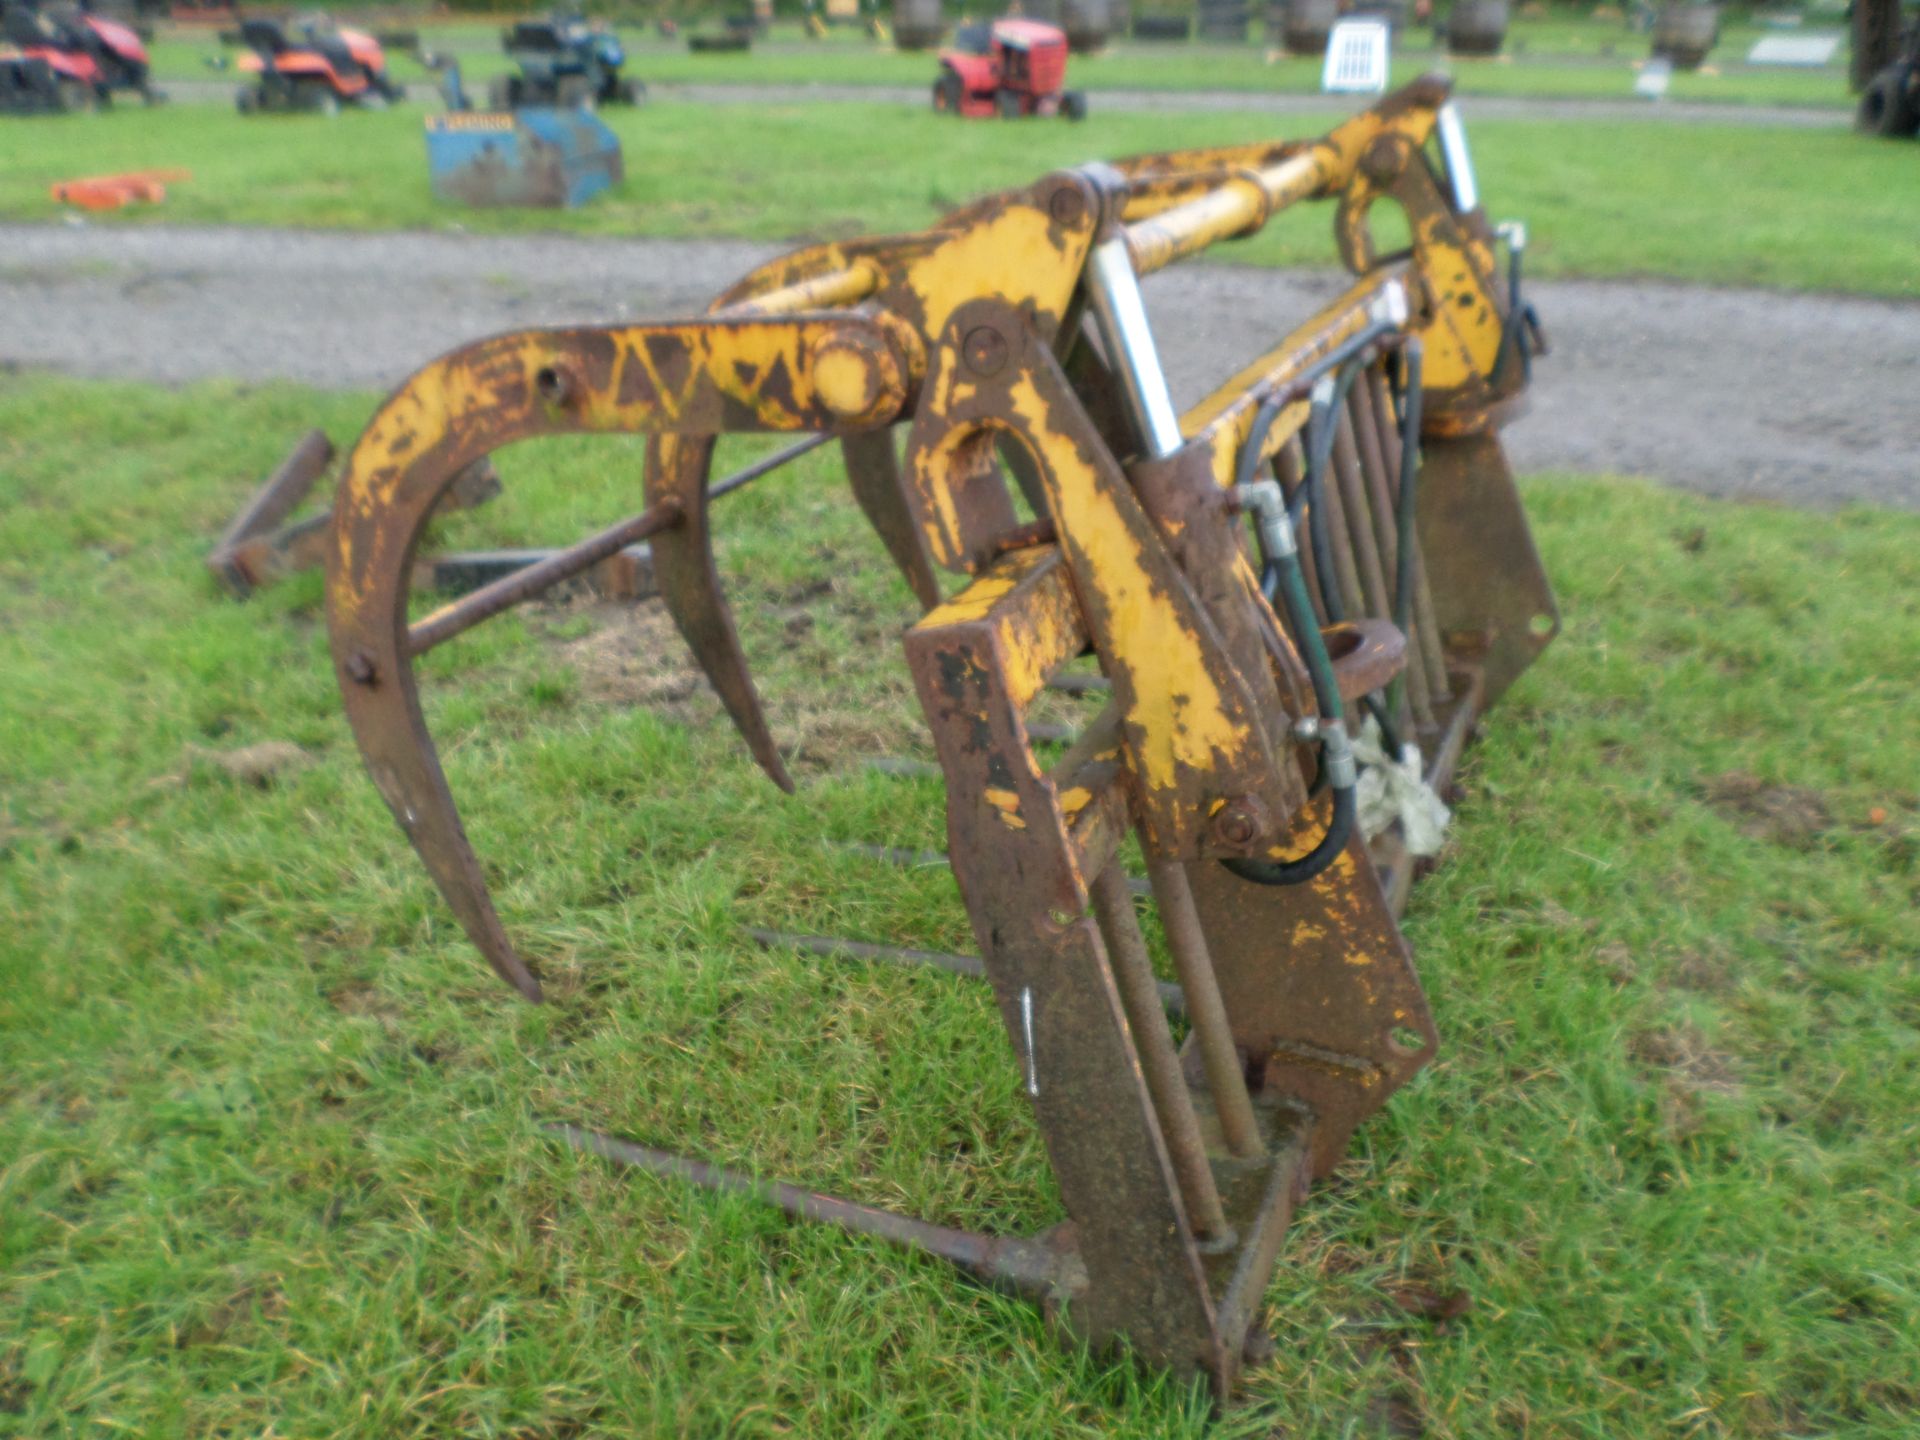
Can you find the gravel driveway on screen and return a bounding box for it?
[3,222,1913,508]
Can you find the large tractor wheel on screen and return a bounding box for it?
[995,86,1022,118]
[1059,89,1086,121]
[235,83,258,113]
[1857,67,1920,138]
[931,69,961,113]
[54,77,95,113]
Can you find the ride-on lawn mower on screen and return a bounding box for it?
[295,12,403,104]
[5,0,159,104]
[1,5,98,111]
[932,17,1084,119]
[232,16,386,114]
[1854,0,1920,136]
[488,9,643,109]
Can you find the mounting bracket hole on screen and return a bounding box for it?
[1528,612,1557,639]
[534,365,573,406]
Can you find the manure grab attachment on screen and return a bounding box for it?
[320,76,1556,1399]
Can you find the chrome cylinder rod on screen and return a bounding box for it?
[1435,102,1479,214]
[1082,236,1185,459]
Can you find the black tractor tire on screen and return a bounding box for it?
[557,74,592,109]
[296,77,340,116]
[54,77,95,113]
[1857,67,1920,138]
[616,77,646,105]
[235,82,258,114]
[932,69,961,113]
[995,86,1022,118]
[1059,89,1086,121]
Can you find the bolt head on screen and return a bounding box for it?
[1047,186,1085,226]
[344,651,377,686]
[1361,136,1402,183]
[962,326,1009,378]
[1210,795,1272,851]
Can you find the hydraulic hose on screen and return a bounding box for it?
[1290,362,1407,759]
[1221,295,1413,885]
[1230,473,1355,887]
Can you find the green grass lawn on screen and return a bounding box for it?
[2,372,1917,1437]
[146,13,1857,110]
[6,99,1918,296]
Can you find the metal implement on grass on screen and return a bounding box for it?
[319,76,1556,1400]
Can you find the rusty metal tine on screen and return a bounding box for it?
[753,923,1184,1010]
[407,433,809,657]
[841,429,943,610]
[1363,370,1445,719]
[1089,860,1228,1241]
[1351,372,1428,725]
[546,1124,1072,1304]
[1046,672,1111,695]
[826,840,1154,900]
[1408,532,1451,704]
[1144,859,1262,1159]
[408,502,682,657]
[1331,409,1395,630]
[207,428,335,595]
[709,432,833,500]
[828,842,955,871]
[648,434,796,793]
[216,428,333,550]
[1369,369,1451,704]
[1315,428,1368,625]
[862,755,943,780]
[749,927,989,984]
[1349,377,1434,728]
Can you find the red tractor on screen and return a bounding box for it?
[931,18,1084,120]
[232,16,391,114]
[1,2,105,111]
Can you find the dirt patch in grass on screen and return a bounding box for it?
[555,601,711,716]
[1632,1023,1741,1096]
[1633,1021,1744,1136]
[326,980,401,1025]
[182,740,315,788]
[1706,771,1832,850]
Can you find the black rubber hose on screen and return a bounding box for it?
[1294,359,1407,758]
[1229,399,1357,888]
[1227,510,1356,888]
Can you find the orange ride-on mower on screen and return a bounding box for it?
[294,12,404,105]
[932,18,1085,119]
[233,16,371,114]
[0,2,102,111]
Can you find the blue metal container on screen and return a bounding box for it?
[424,107,624,209]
